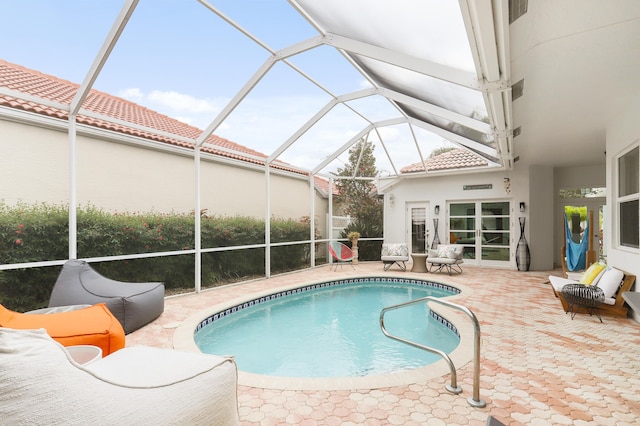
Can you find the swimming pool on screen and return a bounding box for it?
[193,277,460,380]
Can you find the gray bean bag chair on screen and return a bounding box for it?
[48,260,164,334]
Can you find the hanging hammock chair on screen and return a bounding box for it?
[564,213,589,271]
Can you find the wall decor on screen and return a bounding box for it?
[463,184,492,190]
[431,218,441,249]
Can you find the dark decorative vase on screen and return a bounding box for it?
[431,218,441,249]
[516,217,531,271]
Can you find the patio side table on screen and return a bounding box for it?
[561,283,605,322]
[410,253,428,273]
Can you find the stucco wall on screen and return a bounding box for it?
[381,168,532,270]
[77,134,197,213]
[605,96,640,321]
[381,158,610,273]
[0,118,329,238]
[529,165,555,270]
[1,119,69,204]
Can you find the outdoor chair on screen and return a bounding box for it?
[0,328,240,425]
[381,243,409,271]
[328,241,355,271]
[427,244,464,275]
[549,264,634,318]
[48,259,165,334]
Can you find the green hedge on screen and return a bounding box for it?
[0,202,314,312]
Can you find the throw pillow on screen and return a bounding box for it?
[447,247,460,259]
[590,265,608,286]
[579,262,606,285]
[595,268,624,299]
[388,244,407,256]
[437,246,456,259]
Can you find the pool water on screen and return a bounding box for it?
[195,279,460,378]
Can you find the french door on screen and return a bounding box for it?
[449,201,511,267]
[407,203,430,254]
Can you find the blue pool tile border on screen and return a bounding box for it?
[429,310,458,336]
[195,277,461,336]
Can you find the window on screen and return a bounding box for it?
[617,146,639,249]
[559,187,606,198]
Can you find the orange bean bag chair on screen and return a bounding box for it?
[0,303,124,356]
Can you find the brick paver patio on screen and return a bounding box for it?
[126,263,640,425]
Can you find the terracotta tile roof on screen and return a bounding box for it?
[313,176,329,194]
[400,148,488,173]
[0,59,300,174]
[313,176,341,196]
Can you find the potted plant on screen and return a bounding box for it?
[347,231,360,246]
[347,231,361,264]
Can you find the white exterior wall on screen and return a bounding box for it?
[381,167,532,270]
[0,118,328,237]
[605,96,640,321]
[1,120,69,204]
[381,157,614,274]
[77,134,196,213]
[529,165,555,270]
[381,161,611,273]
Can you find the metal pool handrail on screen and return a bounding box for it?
[379,296,486,408]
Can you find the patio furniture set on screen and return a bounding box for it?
[549,261,636,321]
[381,243,465,275]
[0,259,165,355]
[379,242,637,322]
[0,260,241,423]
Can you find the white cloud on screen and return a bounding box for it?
[173,116,194,126]
[116,87,228,130]
[358,79,374,89]
[117,87,144,102]
[114,87,450,173]
[115,89,333,162]
[147,90,220,114]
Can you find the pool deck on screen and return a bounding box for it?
[126,262,640,425]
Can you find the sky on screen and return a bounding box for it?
[0,0,468,175]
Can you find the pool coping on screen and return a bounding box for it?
[173,275,475,391]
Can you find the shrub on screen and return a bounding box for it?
[0,203,312,311]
